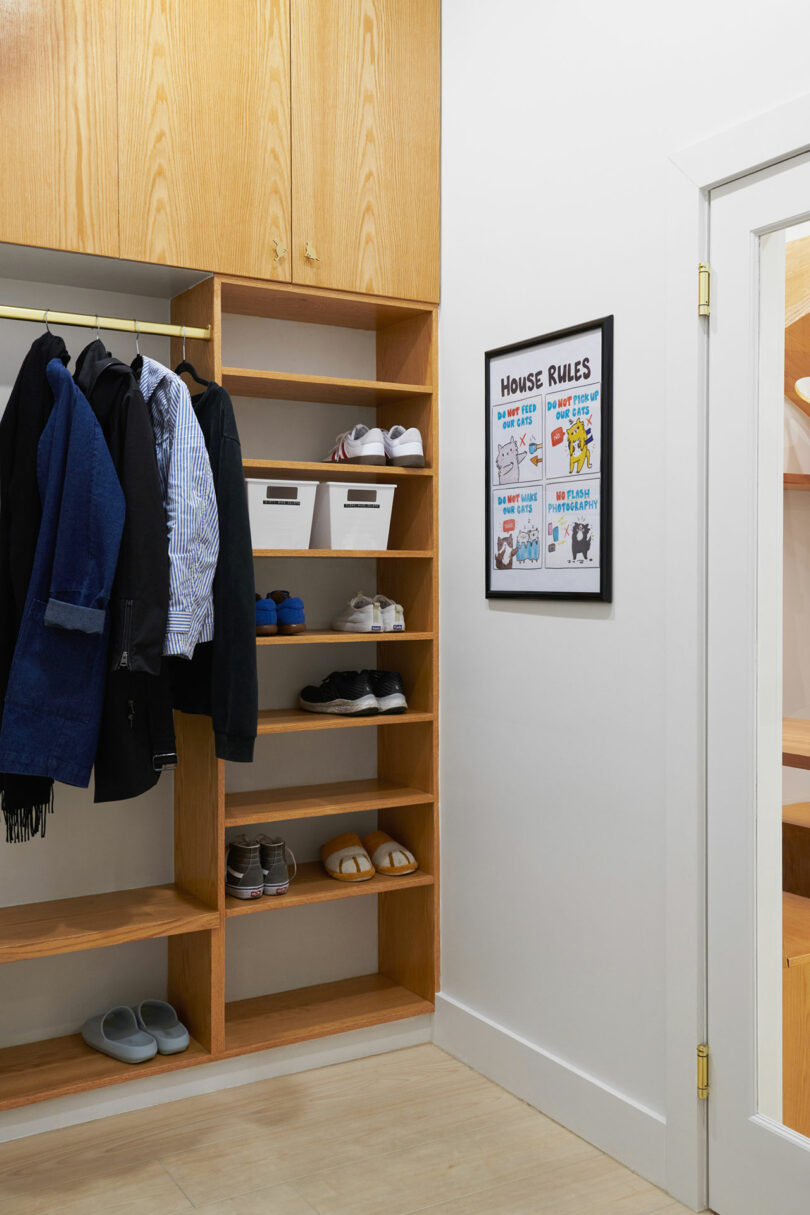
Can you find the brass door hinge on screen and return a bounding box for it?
[698,263,711,317]
[697,1043,709,1099]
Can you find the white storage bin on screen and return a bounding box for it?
[310,481,396,550]
[245,478,318,549]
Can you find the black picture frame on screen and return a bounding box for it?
[485,315,613,601]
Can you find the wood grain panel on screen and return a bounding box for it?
[783,892,810,967]
[784,962,810,1136]
[174,712,224,911]
[225,861,432,915]
[0,885,217,965]
[225,777,432,826]
[784,817,810,900]
[0,1033,209,1112]
[784,718,810,769]
[171,276,222,385]
[0,0,118,254]
[118,0,290,277]
[219,276,432,328]
[224,368,431,406]
[784,474,810,491]
[258,708,433,734]
[292,0,440,301]
[168,930,224,1054]
[223,974,433,1056]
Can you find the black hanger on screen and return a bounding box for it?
[174,326,210,387]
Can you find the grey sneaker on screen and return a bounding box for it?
[225,835,264,899]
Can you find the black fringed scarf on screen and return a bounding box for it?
[0,332,69,842]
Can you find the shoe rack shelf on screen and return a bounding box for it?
[257,629,433,646]
[225,863,434,916]
[222,368,431,407]
[0,275,440,1114]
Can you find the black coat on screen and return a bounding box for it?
[74,341,176,803]
[171,381,257,762]
[0,333,69,839]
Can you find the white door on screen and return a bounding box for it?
[708,151,810,1213]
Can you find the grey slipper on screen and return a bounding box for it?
[132,999,190,1055]
[82,1005,158,1064]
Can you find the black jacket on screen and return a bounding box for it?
[74,341,176,803]
[172,381,257,762]
[0,333,69,839]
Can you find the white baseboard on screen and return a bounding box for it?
[434,993,667,1190]
[0,1015,432,1144]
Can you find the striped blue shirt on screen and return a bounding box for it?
[138,357,219,659]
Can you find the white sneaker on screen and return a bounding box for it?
[382,425,425,467]
[373,594,405,632]
[325,425,386,465]
[332,593,383,633]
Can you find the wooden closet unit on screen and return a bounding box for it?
[117,0,291,279]
[0,0,119,257]
[0,274,439,1111]
[292,0,441,302]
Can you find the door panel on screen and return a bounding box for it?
[292,0,440,302]
[0,0,118,256]
[118,0,291,279]
[708,152,810,1215]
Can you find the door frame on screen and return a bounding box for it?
[665,92,810,1211]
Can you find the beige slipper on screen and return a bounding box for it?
[362,830,418,876]
[320,832,375,882]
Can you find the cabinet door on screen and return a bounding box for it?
[292,0,440,302]
[118,0,291,279]
[0,0,119,256]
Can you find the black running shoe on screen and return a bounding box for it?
[365,670,408,714]
[299,670,380,715]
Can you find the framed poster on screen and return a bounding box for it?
[485,315,613,601]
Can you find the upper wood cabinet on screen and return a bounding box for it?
[291,0,440,303]
[0,0,119,257]
[117,0,291,280]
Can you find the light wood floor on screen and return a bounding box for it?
[0,1044,694,1215]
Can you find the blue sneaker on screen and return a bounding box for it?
[270,590,306,635]
[255,594,278,636]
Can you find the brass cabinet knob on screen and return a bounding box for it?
[304,241,320,262]
[273,238,287,262]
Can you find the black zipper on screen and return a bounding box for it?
[118,599,133,669]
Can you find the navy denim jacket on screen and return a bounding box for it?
[0,361,125,787]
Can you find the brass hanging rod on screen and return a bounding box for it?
[0,305,210,341]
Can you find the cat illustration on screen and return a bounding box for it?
[495,533,514,570]
[496,436,526,484]
[527,524,540,562]
[571,521,592,562]
[515,529,530,562]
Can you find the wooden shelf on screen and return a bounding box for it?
[0,1034,210,1112]
[243,458,432,479]
[784,474,810,491]
[784,802,810,828]
[225,777,433,827]
[257,629,433,646]
[219,277,433,330]
[784,718,810,769]
[0,885,219,965]
[784,892,810,968]
[257,709,432,735]
[253,548,433,558]
[226,861,432,916]
[223,974,434,1057]
[224,367,430,406]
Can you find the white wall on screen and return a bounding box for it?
[437,0,810,1199]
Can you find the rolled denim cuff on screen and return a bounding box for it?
[44,597,105,634]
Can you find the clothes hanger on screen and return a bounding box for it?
[174,326,210,387]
